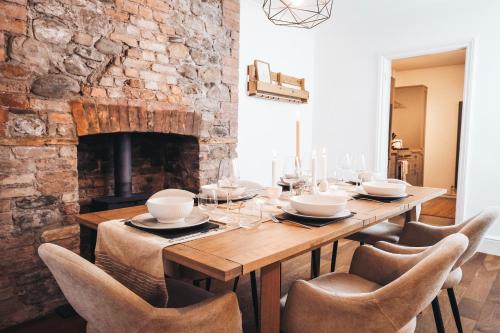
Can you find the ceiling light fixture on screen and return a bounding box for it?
[263,0,334,29]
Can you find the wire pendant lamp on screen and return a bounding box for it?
[263,0,333,29]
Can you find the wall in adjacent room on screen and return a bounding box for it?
[394,64,465,192]
[313,0,500,254]
[238,1,315,185]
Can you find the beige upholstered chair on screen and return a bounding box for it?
[38,243,242,333]
[374,207,499,333]
[328,179,418,273]
[281,233,468,333]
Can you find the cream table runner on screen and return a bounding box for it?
[95,219,237,307]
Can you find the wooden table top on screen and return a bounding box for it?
[77,186,446,281]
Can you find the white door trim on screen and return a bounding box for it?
[374,40,476,223]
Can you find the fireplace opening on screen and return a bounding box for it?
[77,133,200,213]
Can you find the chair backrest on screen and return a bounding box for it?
[455,207,499,267]
[38,243,242,333]
[374,233,468,330]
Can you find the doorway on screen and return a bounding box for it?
[377,44,474,224]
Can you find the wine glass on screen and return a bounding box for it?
[339,153,352,183]
[217,159,240,223]
[282,156,301,196]
[353,154,367,187]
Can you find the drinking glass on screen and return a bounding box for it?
[239,198,264,229]
[282,156,301,196]
[197,191,218,218]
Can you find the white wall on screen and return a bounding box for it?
[394,65,465,192]
[313,0,500,253]
[238,0,315,186]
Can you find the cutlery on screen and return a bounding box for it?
[168,228,220,243]
[271,214,313,230]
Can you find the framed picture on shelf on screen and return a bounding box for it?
[254,60,272,83]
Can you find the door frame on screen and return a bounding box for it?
[374,40,476,223]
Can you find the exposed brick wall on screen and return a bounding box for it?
[0,0,239,328]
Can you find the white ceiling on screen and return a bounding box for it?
[393,49,466,71]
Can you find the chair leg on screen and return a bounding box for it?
[431,297,445,333]
[311,248,321,279]
[232,276,239,292]
[250,271,260,331]
[331,240,338,272]
[205,278,211,291]
[447,288,463,333]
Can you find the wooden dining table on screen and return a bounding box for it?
[77,186,446,333]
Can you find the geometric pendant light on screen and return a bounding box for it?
[263,0,334,29]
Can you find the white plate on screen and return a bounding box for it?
[130,211,209,230]
[281,205,352,220]
[355,188,408,199]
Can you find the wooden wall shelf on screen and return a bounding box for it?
[247,63,309,104]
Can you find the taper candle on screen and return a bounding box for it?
[295,111,301,158]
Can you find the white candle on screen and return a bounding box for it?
[295,111,301,159]
[311,150,317,193]
[321,147,327,181]
[271,151,277,186]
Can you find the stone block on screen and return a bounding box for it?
[32,18,72,45]
[31,75,80,99]
[168,43,189,59]
[40,224,79,243]
[72,32,94,46]
[139,40,166,53]
[95,37,123,56]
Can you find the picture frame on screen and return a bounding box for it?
[254,60,272,83]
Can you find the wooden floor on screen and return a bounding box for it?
[421,197,456,220]
[4,238,500,333]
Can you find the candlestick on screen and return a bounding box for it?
[295,111,301,159]
[311,150,317,194]
[271,151,277,186]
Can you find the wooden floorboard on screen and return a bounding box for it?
[3,241,500,333]
[421,197,456,219]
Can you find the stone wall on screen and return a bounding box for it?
[0,0,239,328]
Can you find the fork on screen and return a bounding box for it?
[271,214,313,230]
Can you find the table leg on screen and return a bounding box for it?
[405,206,418,223]
[260,262,281,333]
[310,248,321,279]
[79,224,97,263]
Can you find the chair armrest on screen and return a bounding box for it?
[374,241,428,254]
[282,280,393,333]
[349,245,426,286]
[398,221,459,247]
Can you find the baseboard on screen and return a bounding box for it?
[478,236,500,256]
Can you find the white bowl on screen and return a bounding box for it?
[201,184,246,199]
[146,197,194,223]
[149,189,196,199]
[362,181,406,196]
[290,194,347,217]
